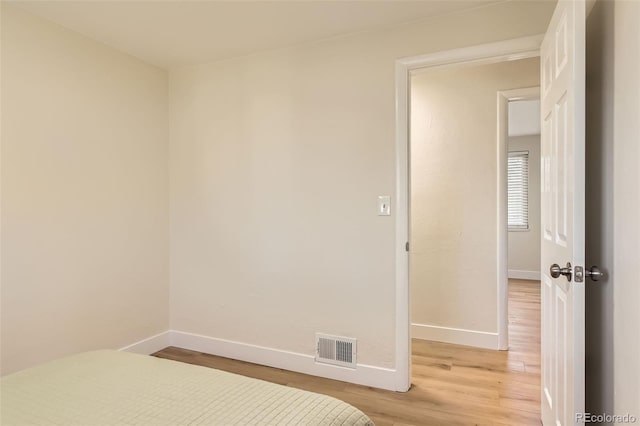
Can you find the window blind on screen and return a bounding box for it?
[508,151,529,231]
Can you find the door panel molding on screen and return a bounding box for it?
[540,1,586,424]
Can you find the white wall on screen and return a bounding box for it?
[507,134,541,279]
[409,58,539,347]
[585,0,640,422]
[0,5,169,375]
[169,1,554,373]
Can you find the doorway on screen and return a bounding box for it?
[393,36,544,392]
[408,61,540,354]
[399,45,543,423]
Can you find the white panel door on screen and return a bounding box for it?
[540,1,585,425]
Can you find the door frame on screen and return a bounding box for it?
[393,34,543,391]
[496,86,541,350]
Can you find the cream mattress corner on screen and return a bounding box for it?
[1,350,374,426]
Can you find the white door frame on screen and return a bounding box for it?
[496,86,540,350]
[394,34,543,391]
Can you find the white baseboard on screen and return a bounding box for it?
[119,331,171,355]
[118,330,400,392]
[170,330,399,391]
[508,269,541,280]
[412,323,498,350]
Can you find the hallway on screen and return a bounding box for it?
[409,279,541,424]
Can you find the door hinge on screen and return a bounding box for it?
[405,241,409,252]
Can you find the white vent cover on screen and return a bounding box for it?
[315,333,357,368]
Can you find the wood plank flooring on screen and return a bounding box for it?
[153,280,540,425]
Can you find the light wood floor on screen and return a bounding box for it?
[153,280,540,425]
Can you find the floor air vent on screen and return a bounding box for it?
[315,333,357,368]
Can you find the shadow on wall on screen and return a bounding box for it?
[585,0,614,418]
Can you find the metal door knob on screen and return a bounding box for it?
[586,265,604,281]
[550,262,572,281]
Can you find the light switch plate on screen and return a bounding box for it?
[378,196,391,216]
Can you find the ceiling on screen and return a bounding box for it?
[9,0,501,69]
[509,100,541,137]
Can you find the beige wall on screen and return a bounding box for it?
[612,0,640,420]
[585,0,640,421]
[508,135,541,276]
[169,1,553,369]
[585,0,615,416]
[0,5,169,374]
[409,58,540,339]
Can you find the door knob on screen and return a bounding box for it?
[550,262,572,281]
[585,265,604,281]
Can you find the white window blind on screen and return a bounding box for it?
[508,151,529,231]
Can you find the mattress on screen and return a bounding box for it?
[1,350,374,426]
